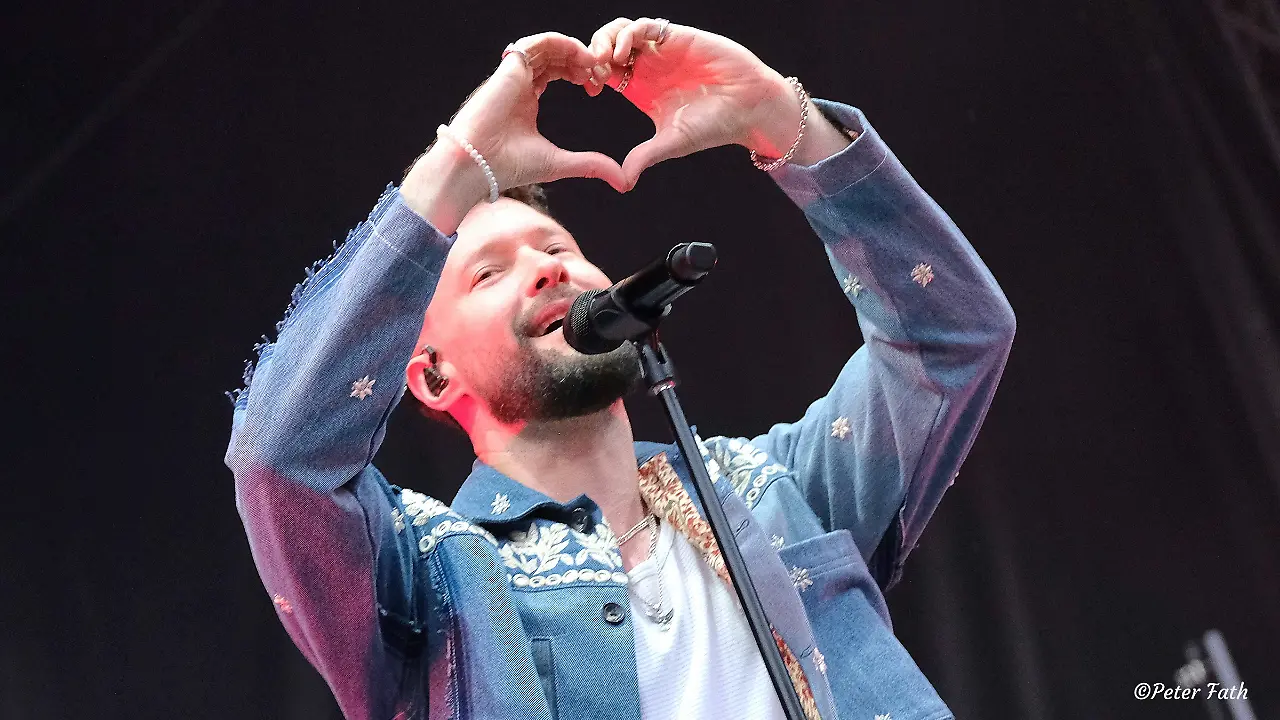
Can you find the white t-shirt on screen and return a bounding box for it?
[628,518,788,720]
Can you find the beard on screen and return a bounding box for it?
[479,339,642,424]
[474,290,643,423]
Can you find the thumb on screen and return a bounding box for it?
[621,128,691,189]
[545,149,628,193]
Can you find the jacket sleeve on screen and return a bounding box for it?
[747,101,1016,588]
[224,186,453,719]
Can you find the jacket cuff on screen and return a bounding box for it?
[370,188,457,276]
[768,100,891,208]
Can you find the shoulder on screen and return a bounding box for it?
[395,487,499,554]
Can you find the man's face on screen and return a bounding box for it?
[418,198,641,424]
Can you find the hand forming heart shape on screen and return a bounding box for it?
[442,19,808,196]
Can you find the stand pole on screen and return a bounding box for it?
[637,332,808,720]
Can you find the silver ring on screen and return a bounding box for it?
[655,18,670,44]
[502,43,530,68]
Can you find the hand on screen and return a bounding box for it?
[442,32,628,193]
[586,18,803,187]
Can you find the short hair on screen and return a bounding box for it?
[407,184,551,432]
[500,183,552,216]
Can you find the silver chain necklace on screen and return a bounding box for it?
[631,514,673,628]
[616,512,653,545]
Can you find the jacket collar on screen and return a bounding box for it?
[450,440,675,530]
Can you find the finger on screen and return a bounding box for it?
[612,17,667,66]
[534,63,592,88]
[590,17,631,57]
[589,17,631,73]
[546,149,628,193]
[621,127,694,188]
[515,31,595,75]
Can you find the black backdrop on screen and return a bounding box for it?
[4,1,1278,718]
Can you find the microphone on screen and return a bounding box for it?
[564,242,717,355]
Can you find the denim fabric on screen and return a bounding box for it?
[226,101,1015,720]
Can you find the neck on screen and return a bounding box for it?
[469,400,648,544]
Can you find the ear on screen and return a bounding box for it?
[404,345,462,413]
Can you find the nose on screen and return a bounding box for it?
[524,248,569,296]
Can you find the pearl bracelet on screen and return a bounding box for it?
[749,77,810,173]
[436,125,500,203]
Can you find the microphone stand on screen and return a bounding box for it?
[635,331,808,720]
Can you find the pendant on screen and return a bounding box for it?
[646,605,674,629]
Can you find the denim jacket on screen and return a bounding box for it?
[225,101,1015,720]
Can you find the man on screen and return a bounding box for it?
[226,17,1014,720]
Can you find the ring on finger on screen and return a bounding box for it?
[615,47,638,92]
[502,43,530,69]
[655,18,670,44]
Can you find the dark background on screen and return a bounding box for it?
[4,0,1278,718]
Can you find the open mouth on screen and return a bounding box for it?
[527,297,573,339]
[538,318,564,337]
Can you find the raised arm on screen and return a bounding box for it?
[587,19,1014,588]
[223,32,625,718]
[750,101,1015,588]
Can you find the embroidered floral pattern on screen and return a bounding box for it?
[390,508,405,533]
[842,275,863,297]
[700,437,788,508]
[400,489,455,525]
[771,534,786,549]
[812,647,827,675]
[417,519,496,554]
[573,522,622,568]
[911,263,934,287]
[790,566,814,592]
[506,569,630,589]
[773,628,823,720]
[398,487,497,553]
[638,453,731,587]
[876,714,891,720]
[830,417,851,440]
[491,493,511,514]
[350,375,375,399]
[496,519,626,589]
[500,522,575,575]
[272,594,293,614]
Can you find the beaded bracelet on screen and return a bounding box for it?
[436,125,500,203]
[749,77,810,173]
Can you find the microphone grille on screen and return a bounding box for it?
[564,289,622,355]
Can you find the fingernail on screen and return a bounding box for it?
[593,64,609,79]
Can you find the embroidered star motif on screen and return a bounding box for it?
[491,493,511,514]
[789,566,813,591]
[812,647,827,675]
[830,416,851,440]
[910,263,934,287]
[272,594,293,614]
[842,275,863,297]
[350,375,375,399]
[771,534,785,549]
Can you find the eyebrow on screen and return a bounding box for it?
[455,225,564,271]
